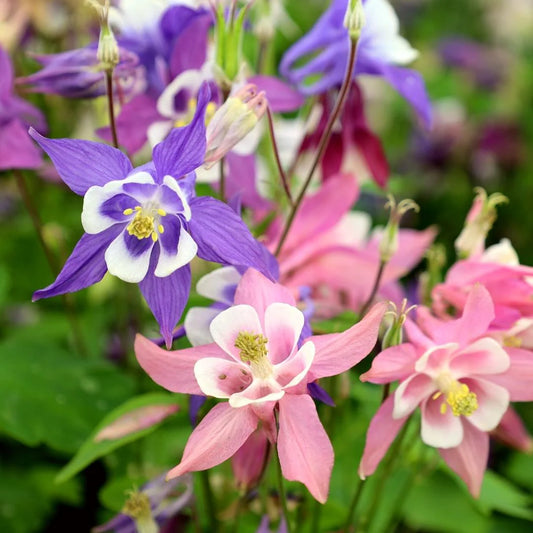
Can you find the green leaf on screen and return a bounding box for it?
[0,337,134,454]
[313,311,359,334]
[476,471,533,521]
[56,392,180,483]
[403,470,491,533]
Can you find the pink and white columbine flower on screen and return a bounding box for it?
[358,284,533,496]
[135,268,386,502]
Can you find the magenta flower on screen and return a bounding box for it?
[135,268,386,502]
[359,284,533,496]
[0,45,46,170]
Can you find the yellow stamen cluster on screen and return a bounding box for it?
[122,491,152,521]
[124,206,166,242]
[174,98,217,128]
[235,331,272,379]
[438,382,478,417]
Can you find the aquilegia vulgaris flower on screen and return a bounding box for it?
[30,84,275,347]
[135,268,387,502]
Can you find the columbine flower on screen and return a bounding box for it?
[279,0,432,128]
[30,84,276,347]
[17,46,142,99]
[0,45,46,170]
[359,284,533,496]
[135,268,386,502]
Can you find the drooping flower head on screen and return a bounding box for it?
[280,0,432,128]
[135,269,387,502]
[30,83,276,347]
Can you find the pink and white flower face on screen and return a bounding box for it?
[393,338,511,449]
[194,302,314,411]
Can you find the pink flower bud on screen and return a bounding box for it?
[204,84,267,168]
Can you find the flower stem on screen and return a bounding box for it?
[105,70,119,149]
[13,169,88,357]
[218,159,226,202]
[356,420,411,532]
[274,38,359,257]
[274,444,293,533]
[342,477,366,532]
[199,469,219,532]
[359,260,386,317]
[267,107,294,207]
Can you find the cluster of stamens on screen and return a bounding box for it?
[234,331,272,379]
[124,205,166,242]
[433,377,478,417]
[174,98,217,128]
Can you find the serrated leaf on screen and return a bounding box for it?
[56,393,180,483]
[0,337,134,453]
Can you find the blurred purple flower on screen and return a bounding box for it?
[93,473,193,533]
[438,37,509,90]
[30,84,277,347]
[17,46,143,99]
[0,45,46,170]
[280,0,432,128]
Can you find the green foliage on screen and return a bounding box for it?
[0,337,135,454]
[56,393,180,483]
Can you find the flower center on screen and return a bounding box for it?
[174,98,217,128]
[434,374,478,417]
[234,331,273,379]
[124,206,166,242]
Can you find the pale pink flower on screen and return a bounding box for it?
[266,173,436,317]
[359,284,533,496]
[135,268,386,502]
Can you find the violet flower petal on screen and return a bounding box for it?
[152,83,210,181]
[189,196,277,281]
[29,129,133,195]
[33,225,123,300]
[139,251,192,348]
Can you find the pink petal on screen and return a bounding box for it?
[413,343,458,376]
[232,429,270,489]
[234,269,295,321]
[491,407,533,452]
[393,374,436,419]
[94,404,179,442]
[209,304,263,361]
[462,378,509,432]
[167,402,258,478]
[277,394,333,503]
[264,303,304,364]
[194,357,253,398]
[229,380,284,408]
[449,338,510,378]
[358,395,409,479]
[269,173,359,256]
[404,318,434,351]
[361,344,420,384]
[308,301,387,380]
[438,422,489,497]
[490,346,533,401]
[422,284,495,347]
[275,341,315,391]
[421,396,464,448]
[134,335,226,395]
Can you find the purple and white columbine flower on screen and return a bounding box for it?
[30,84,276,347]
[280,0,432,128]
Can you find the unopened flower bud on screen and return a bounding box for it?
[122,490,158,533]
[454,187,508,259]
[87,0,119,71]
[344,0,365,40]
[379,195,420,263]
[382,299,416,350]
[204,84,267,168]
